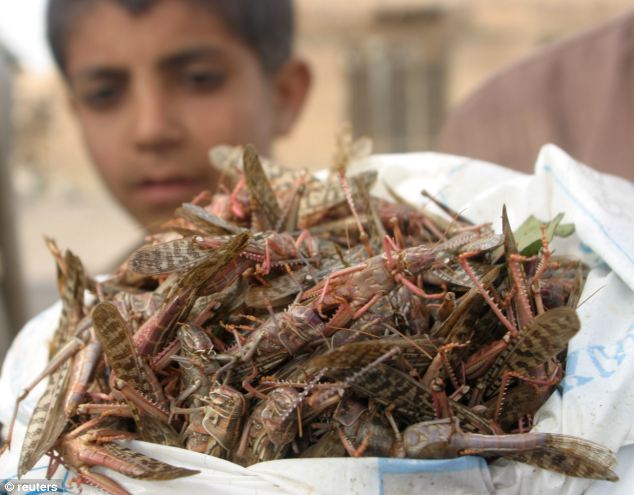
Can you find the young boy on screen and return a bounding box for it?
[47,0,311,230]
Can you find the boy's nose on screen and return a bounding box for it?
[131,88,184,151]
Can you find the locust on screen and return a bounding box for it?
[4,139,616,492]
[400,418,618,482]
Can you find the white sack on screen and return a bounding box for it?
[1,144,632,494]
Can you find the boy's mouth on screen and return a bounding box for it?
[134,177,205,205]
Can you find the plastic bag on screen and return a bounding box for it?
[2,145,632,494]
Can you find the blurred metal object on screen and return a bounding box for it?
[0,45,26,365]
[346,6,451,153]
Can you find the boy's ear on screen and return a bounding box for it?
[272,58,312,136]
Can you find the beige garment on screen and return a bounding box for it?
[437,9,634,181]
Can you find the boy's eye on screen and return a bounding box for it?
[80,82,124,109]
[183,68,226,90]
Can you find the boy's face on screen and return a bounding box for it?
[65,0,294,229]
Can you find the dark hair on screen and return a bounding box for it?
[46,0,294,75]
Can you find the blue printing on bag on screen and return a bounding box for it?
[377,456,486,495]
[562,323,634,393]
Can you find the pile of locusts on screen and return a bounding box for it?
[2,139,619,494]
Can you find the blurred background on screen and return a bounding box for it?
[0,0,632,358]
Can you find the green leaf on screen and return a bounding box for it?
[554,222,575,238]
[512,213,575,256]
